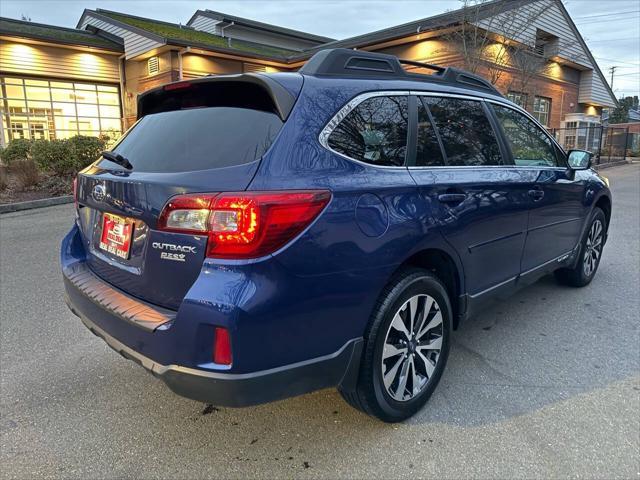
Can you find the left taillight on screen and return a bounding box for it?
[157,190,331,259]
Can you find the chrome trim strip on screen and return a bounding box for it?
[520,249,575,277]
[469,249,574,299]
[469,275,516,299]
[318,89,569,171]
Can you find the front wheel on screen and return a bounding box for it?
[339,268,452,422]
[555,207,606,287]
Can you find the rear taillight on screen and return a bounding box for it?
[158,190,331,259]
[213,327,232,365]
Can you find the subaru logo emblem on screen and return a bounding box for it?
[92,184,106,202]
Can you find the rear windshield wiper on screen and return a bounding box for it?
[101,151,133,170]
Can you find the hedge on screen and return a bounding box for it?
[0,135,106,175]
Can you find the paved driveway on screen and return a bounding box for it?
[1,164,639,479]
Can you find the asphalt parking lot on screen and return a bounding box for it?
[1,163,639,479]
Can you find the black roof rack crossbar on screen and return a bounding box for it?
[300,49,502,97]
[398,58,446,74]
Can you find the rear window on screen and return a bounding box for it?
[102,107,283,173]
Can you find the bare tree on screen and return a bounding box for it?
[443,0,551,92]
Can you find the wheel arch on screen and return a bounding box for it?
[396,248,465,329]
[594,194,612,231]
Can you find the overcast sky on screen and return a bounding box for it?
[1,0,638,97]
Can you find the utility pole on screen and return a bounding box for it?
[609,66,618,89]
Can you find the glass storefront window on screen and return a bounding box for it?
[77,104,99,117]
[0,76,122,144]
[99,105,120,118]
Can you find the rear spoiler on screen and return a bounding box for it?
[137,73,297,121]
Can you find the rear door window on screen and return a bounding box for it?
[422,97,504,166]
[492,104,560,167]
[103,107,283,173]
[327,95,408,166]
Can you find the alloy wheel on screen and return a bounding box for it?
[583,219,603,277]
[381,294,443,402]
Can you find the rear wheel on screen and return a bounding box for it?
[555,207,606,287]
[340,268,452,422]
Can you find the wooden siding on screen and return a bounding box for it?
[476,0,615,107]
[79,14,163,59]
[0,39,119,82]
[189,13,315,52]
[579,71,616,107]
[189,15,222,35]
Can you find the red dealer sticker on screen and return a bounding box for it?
[99,213,133,260]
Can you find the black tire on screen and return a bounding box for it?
[339,268,452,422]
[555,207,606,287]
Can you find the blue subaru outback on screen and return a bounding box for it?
[62,49,612,422]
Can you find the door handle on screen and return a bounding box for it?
[528,189,545,201]
[438,193,467,204]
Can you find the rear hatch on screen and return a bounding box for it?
[75,74,300,310]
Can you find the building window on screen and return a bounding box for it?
[147,56,160,76]
[507,91,528,108]
[0,76,122,145]
[533,96,552,126]
[535,29,559,57]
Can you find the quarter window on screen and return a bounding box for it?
[422,97,503,166]
[327,96,408,166]
[493,105,558,167]
[533,96,551,126]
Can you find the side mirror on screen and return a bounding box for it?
[567,149,593,170]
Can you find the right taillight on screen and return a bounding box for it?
[157,190,331,259]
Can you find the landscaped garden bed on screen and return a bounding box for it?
[0,134,117,205]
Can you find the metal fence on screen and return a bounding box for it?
[549,125,633,166]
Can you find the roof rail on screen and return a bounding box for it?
[299,48,501,96]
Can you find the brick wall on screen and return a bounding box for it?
[492,69,580,129]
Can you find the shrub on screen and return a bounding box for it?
[100,129,122,149]
[0,166,8,191]
[0,139,32,165]
[31,139,75,175]
[69,135,105,170]
[11,159,40,190]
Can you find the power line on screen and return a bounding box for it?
[576,17,640,26]
[587,37,640,43]
[594,57,640,67]
[573,10,640,20]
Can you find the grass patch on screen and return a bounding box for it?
[101,12,297,58]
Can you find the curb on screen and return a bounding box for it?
[594,160,631,170]
[0,195,73,214]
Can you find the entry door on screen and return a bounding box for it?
[489,104,588,272]
[408,95,532,297]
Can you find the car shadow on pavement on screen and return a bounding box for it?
[80,269,637,433]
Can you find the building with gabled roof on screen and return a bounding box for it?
[0,0,618,145]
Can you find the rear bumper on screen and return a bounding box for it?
[66,296,362,406]
[62,221,363,406]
